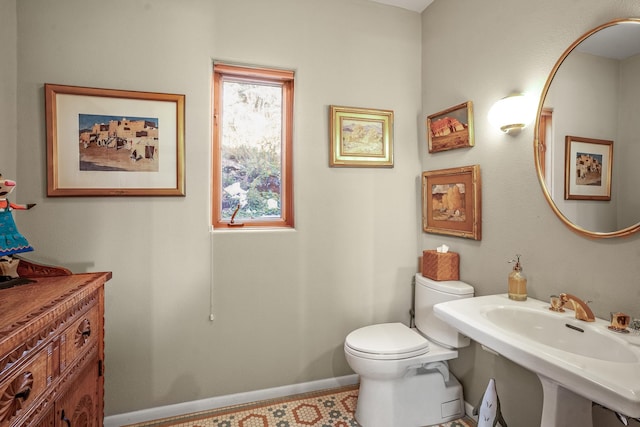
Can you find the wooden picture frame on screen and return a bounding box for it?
[422,165,481,240]
[564,136,612,201]
[45,83,185,196]
[426,101,474,153]
[329,105,393,167]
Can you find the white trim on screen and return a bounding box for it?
[104,375,359,427]
[465,400,478,422]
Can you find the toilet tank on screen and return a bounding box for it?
[414,273,474,348]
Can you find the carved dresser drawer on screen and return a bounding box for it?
[61,302,100,375]
[0,348,49,423]
[0,271,111,427]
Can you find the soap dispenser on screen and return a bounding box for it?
[508,254,527,301]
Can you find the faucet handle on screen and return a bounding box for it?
[609,312,631,332]
[549,295,565,312]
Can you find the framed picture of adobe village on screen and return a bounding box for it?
[45,83,185,197]
[426,101,474,153]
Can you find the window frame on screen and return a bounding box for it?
[212,63,294,229]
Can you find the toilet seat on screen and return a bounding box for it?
[345,323,430,360]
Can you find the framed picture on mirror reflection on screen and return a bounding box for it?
[564,136,612,201]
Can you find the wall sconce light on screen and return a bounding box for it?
[488,93,537,136]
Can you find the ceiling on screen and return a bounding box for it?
[368,0,434,12]
[369,3,640,60]
[575,21,640,60]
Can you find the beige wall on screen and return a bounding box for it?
[548,52,619,231]
[12,0,421,416]
[618,54,640,227]
[422,1,640,426]
[6,0,640,424]
[1,0,17,180]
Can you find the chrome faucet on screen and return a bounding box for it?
[559,293,595,322]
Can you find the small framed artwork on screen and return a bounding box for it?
[564,136,613,201]
[422,165,481,240]
[329,105,393,167]
[426,101,474,153]
[45,83,185,196]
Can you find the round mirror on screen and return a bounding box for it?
[535,18,640,238]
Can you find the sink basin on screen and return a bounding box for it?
[434,294,640,426]
[484,305,638,363]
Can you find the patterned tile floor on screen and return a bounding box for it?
[124,384,477,427]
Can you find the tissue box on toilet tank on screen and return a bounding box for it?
[422,250,459,281]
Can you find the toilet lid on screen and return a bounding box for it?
[345,323,429,358]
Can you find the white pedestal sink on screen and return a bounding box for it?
[538,375,594,427]
[434,294,640,426]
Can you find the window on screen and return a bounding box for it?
[212,63,294,229]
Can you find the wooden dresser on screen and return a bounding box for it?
[0,270,111,427]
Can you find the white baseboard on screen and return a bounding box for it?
[103,374,359,427]
[465,400,478,422]
[104,374,477,427]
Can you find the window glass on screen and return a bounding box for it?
[213,64,294,228]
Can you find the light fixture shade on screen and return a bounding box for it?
[488,93,537,135]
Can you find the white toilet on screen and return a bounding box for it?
[344,273,474,427]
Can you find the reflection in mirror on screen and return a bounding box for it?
[535,18,640,238]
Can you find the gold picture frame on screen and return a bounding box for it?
[422,165,482,240]
[426,101,474,153]
[45,83,185,196]
[564,136,612,201]
[329,105,393,167]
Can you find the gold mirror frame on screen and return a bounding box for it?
[534,18,640,239]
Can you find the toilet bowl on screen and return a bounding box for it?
[344,274,474,427]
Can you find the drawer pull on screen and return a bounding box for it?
[75,319,91,347]
[14,389,30,400]
[0,371,33,422]
[61,409,72,427]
